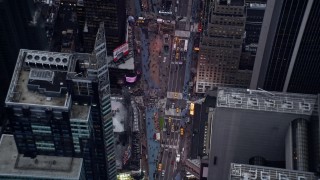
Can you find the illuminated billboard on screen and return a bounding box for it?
[113,43,129,62]
[190,102,195,115]
[125,75,137,83]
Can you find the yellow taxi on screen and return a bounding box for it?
[180,128,184,136]
[158,163,162,171]
[176,108,180,113]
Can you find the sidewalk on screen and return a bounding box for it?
[145,107,160,180]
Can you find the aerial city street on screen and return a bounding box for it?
[128,0,201,179]
[3,0,320,179]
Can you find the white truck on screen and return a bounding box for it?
[157,18,164,23]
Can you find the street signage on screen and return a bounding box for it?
[113,42,129,62]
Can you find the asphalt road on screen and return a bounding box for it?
[158,35,190,179]
[159,117,181,180]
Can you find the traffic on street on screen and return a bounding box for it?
[130,0,201,179]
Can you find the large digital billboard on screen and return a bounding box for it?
[125,75,137,83]
[113,43,129,62]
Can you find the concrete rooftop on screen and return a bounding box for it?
[0,135,82,179]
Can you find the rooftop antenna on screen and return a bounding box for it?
[246,88,275,96]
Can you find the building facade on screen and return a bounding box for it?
[239,1,266,71]
[76,0,126,55]
[205,87,319,179]
[5,24,116,179]
[251,0,320,94]
[195,0,248,93]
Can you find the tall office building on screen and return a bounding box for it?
[203,87,320,179]
[239,1,266,71]
[251,0,320,94]
[77,0,126,55]
[195,0,249,93]
[5,23,116,179]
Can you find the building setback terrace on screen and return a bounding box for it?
[0,135,83,180]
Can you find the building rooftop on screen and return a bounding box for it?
[218,0,244,6]
[111,97,127,133]
[217,87,317,115]
[0,135,82,180]
[107,56,135,70]
[71,105,90,121]
[5,49,72,108]
[208,88,319,179]
[230,163,318,179]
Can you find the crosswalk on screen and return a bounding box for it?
[161,144,178,149]
[171,61,183,65]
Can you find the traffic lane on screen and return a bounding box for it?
[166,45,176,92]
[168,64,180,92]
[160,137,175,179]
[167,63,184,92]
[160,127,179,179]
[168,64,183,92]
[177,0,188,17]
[167,53,187,92]
[176,63,186,92]
[165,132,179,180]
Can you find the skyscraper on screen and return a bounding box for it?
[5,23,116,179]
[238,1,266,71]
[205,87,319,179]
[251,0,320,94]
[195,0,250,93]
[77,0,126,55]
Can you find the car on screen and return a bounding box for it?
[171,124,175,132]
[176,154,180,162]
[171,160,174,165]
[158,163,162,171]
[161,170,165,177]
[168,117,172,124]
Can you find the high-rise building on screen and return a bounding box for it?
[5,23,116,179]
[76,0,126,55]
[239,1,266,71]
[195,0,249,93]
[251,0,320,94]
[202,87,320,179]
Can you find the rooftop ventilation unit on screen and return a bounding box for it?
[230,95,242,104]
[247,98,258,106]
[281,100,293,109]
[265,99,275,107]
[299,102,311,111]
